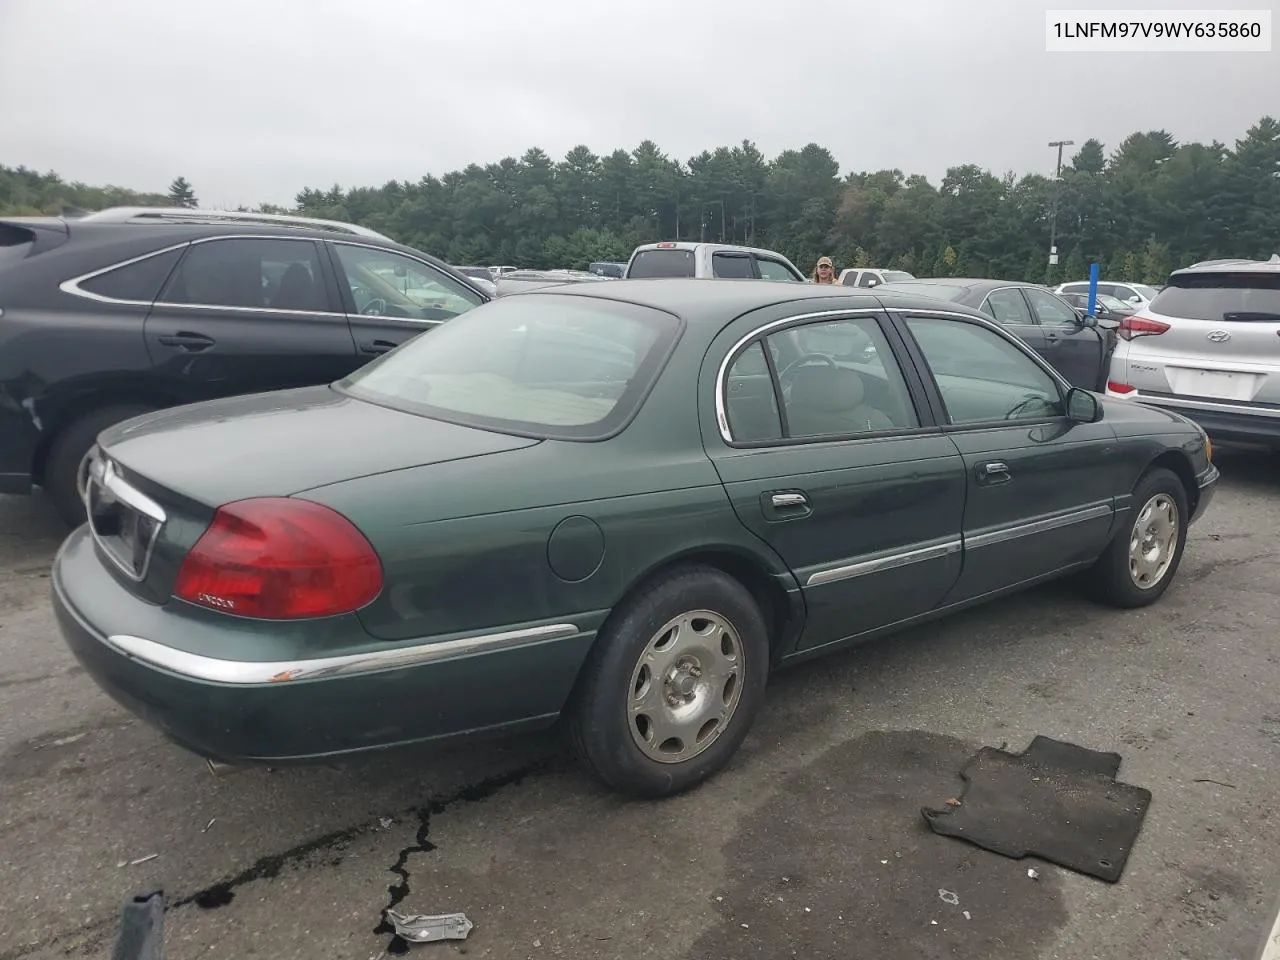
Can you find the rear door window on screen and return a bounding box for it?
[1149,273,1280,322]
[160,238,332,312]
[627,249,696,278]
[713,253,755,278]
[983,288,1036,326]
[77,246,185,302]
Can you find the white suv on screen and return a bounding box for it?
[1055,279,1161,310]
[1104,255,1280,451]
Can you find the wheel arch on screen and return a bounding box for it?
[1143,449,1199,516]
[585,543,805,673]
[32,385,186,485]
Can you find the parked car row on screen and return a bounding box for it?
[0,207,491,524]
[51,276,1218,798]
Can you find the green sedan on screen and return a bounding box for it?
[52,279,1219,798]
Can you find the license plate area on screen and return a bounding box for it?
[85,453,167,582]
[1166,367,1259,402]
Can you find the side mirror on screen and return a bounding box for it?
[1128,295,1141,303]
[1080,313,1098,328]
[867,279,878,287]
[1066,387,1102,423]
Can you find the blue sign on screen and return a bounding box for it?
[1087,262,1100,316]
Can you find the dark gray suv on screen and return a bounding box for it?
[0,207,489,524]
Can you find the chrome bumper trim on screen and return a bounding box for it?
[104,623,580,685]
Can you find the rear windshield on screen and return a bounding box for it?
[0,224,35,268]
[883,271,915,282]
[627,249,696,278]
[1150,273,1280,322]
[876,281,971,301]
[338,294,683,440]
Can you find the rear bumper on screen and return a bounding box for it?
[51,526,599,763]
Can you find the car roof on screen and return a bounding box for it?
[518,277,992,322]
[1173,254,1280,276]
[631,241,792,259]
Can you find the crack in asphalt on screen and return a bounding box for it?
[371,760,553,955]
[1,760,556,959]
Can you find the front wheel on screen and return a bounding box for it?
[1084,466,1188,608]
[567,564,770,798]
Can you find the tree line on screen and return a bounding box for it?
[2,114,1277,285]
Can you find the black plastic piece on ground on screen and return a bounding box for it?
[922,736,1152,883]
[111,889,165,960]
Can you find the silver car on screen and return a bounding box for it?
[1104,255,1280,450]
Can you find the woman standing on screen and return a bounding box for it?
[811,256,838,284]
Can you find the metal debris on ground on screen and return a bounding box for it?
[938,889,959,905]
[963,911,971,920]
[116,854,159,868]
[202,818,216,832]
[1027,868,1040,880]
[384,910,473,944]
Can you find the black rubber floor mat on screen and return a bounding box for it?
[921,736,1152,883]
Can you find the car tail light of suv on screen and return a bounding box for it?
[1117,316,1171,341]
[174,498,383,619]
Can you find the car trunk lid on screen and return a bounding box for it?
[85,385,540,603]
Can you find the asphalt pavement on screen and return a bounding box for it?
[1,446,1277,960]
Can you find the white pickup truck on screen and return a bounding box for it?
[624,241,807,282]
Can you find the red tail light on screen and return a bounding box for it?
[1107,380,1136,394]
[174,498,383,619]
[1117,316,1170,340]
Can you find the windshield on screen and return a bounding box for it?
[627,249,696,278]
[339,294,683,439]
[1149,273,1280,322]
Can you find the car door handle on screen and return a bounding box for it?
[976,461,1011,484]
[771,492,808,508]
[359,339,397,355]
[762,490,811,521]
[156,331,215,351]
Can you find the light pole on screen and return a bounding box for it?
[1047,139,1074,276]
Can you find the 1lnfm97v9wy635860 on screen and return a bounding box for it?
[52,279,1218,798]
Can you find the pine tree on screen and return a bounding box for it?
[167,176,197,208]
[1063,248,1086,283]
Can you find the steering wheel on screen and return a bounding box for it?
[778,353,837,384]
[361,298,388,317]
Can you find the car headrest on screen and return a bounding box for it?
[789,364,865,412]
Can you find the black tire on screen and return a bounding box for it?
[1085,466,1189,609]
[567,564,770,798]
[44,405,155,527]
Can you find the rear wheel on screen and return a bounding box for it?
[1084,466,1188,608]
[568,564,770,798]
[44,405,155,527]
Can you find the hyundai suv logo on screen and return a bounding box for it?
[1206,330,1231,342]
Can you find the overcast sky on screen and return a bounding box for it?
[1,0,1275,207]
